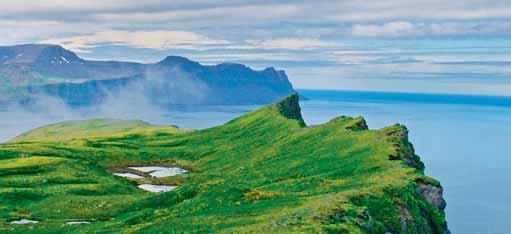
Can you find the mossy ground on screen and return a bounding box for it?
[0,93,447,233]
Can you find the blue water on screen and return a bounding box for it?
[298,89,511,234]
[1,89,510,233]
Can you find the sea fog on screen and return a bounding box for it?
[0,97,259,142]
[1,89,511,233]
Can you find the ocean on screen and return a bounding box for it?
[1,89,511,233]
[299,90,511,234]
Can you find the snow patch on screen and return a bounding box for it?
[111,166,187,193]
[128,166,187,178]
[10,219,38,224]
[113,172,144,179]
[138,184,177,193]
[66,221,90,225]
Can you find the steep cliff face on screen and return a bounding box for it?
[275,92,305,126]
[0,44,295,105]
[376,124,449,234]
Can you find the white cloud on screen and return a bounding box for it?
[325,0,511,22]
[350,21,511,37]
[1,0,511,46]
[40,34,339,55]
[3,0,511,23]
[94,4,301,23]
[0,20,102,46]
[1,1,511,95]
[0,0,210,15]
[245,38,338,50]
[351,22,416,37]
[0,0,119,13]
[40,30,230,52]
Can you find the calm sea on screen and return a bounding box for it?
[299,89,511,234]
[1,89,511,233]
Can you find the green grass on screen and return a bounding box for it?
[0,93,448,233]
[11,119,181,143]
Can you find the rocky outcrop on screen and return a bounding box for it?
[344,117,369,131]
[416,179,447,210]
[414,178,450,234]
[382,124,425,171]
[375,124,449,233]
[275,92,306,126]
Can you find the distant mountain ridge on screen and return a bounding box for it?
[0,44,294,105]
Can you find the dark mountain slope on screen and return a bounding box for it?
[0,44,294,105]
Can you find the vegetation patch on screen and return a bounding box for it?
[0,93,448,233]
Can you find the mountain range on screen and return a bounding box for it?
[0,44,294,105]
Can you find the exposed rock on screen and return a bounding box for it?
[345,117,369,131]
[384,125,425,171]
[385,124,409,140]
[276,92,306,126]
[416,180,447,210]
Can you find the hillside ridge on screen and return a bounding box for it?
[0,93,448,233]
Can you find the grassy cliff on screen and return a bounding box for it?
[0,93,448,233]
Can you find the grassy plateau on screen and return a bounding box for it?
[0,93,448,233]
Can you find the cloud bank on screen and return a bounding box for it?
[1,0,511,95]
[41,30,230,52]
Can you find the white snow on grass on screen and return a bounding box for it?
[113,172,144,179]
[10,219,38,224]
[150,168,187,178]
[128,166,187,178]
[66,221,90,225]
[128,166,166,172]
[111,166,187,193]
[138,184,177,193]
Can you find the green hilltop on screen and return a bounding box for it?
[0,93,448,233]
[11,119,181,143]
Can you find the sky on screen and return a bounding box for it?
[1,0,511,95]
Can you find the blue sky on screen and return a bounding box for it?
[1,0,511,95]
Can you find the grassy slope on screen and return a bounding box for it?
[0,93,448,233]
[11,119,181,142]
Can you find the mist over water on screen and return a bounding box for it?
[0,89,510,233]
[0,68,217,142]
[0,96,258,142]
